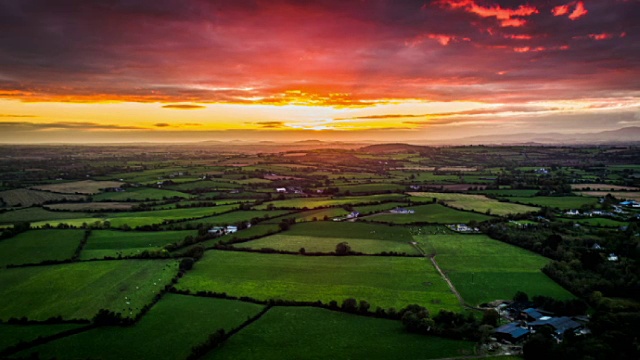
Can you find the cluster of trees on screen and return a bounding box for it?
[400,304,497,341]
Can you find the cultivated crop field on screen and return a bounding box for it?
[206,307,476,360]
[0,189,85,208]
[32,180,124,195]
[175,250,461,312]
[0,259,179,321]
[16,295,264,360]
[44,202,135,211]
[416,234,574,306]
[409,192,539,216]
[365,203,494,224]
[0,229,84,267]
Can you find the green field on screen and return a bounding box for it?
[235,221,417,255]
[205,307,475,360]
[175,250,460,312]
[0,323,84,353]
[264,208,349,223]
[503,196,599,210]
[167,180,242,191]
[417,234,574,305]
[16,294,264,360]
[353,202,409,215]
[106,205,239,228]
[179,210,290,227]
[0,208,93,225]
[80,230,196,259]
[409,192,539,216]
[285,221,414,241]
[0,229,84,267]
[473,189,539,197]
[337,183,405,193]
[366,204,494,224]
[180,224,282,251]
[255,194,407,210]
[0,259,179,321]
[556,217,628,228]
[92,187,192,201]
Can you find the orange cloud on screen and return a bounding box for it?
[162,104,206,110]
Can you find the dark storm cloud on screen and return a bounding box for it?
[0,0,637,103]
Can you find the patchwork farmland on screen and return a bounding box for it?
[0,144,638,359]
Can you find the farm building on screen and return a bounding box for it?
[390,207,414,214]
[226,225,238,233]
[347,211,360,219]
[521,308,544,321]
[494,323,530,343]
[276,188,287,193]
[208,226,225,235]
[528,316,582,338]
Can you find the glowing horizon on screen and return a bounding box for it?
[0,0,638,143]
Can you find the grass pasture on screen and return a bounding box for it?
[365,204,494,224]
[0,229,84,267]
[576,191,640,202]
[43,202,134,211]
[0,189,85,208]
[179,210,290,227]
[106,205,238,228]
[417,234,574,305]
[92,187,192,201]
[175,250,460,312]
[503,196,598,210]
[80,230,196,259]
[336,183,405,193]
[16,294,264,360]
[206,307,475,360]
[0,259,179,321]
[32,180,124,195]
[235,221,418,254]
[0,323,84,353]
[473,189,539,197]
[556,217,628,228]
[409,192,539,216]
[255,194,406,210]
[0,208,92,225]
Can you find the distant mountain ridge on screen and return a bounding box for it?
[446,127,640,145]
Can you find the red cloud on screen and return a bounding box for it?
[435,0,538,27]
[552,4,571,16]
[588,33,613,41]
[552,1,588,20]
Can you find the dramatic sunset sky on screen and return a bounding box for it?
[0,0,638,143]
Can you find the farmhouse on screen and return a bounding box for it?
[347,211,360,219]
[607,253,619,262]
[276,188,287,193]
[565,209,580,216]
[226,225,238,233]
